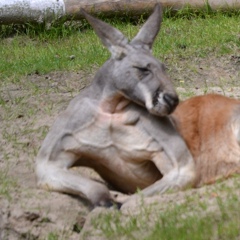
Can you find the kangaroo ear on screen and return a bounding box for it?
[81,9,128,59]
[131,4,163,50]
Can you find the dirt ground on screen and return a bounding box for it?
[0,54,239,239]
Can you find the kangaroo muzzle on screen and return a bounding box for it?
[162,93,179,113]
[151,90,179,116]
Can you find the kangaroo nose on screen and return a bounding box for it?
[163,93,179,112]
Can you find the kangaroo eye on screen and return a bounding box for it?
[133,66,151,80]
[139,67,150,73]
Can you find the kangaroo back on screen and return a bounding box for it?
[172,94,240,186]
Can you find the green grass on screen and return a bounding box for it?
[158,15,239,57]
[84,182,240,240]
[0,170,18,200]
[0,10,239,84]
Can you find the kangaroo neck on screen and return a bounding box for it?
[89,60,131,113]
[91,79,131,114]
[99,93,130,113]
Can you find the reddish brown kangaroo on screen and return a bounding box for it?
[172,94,240,187]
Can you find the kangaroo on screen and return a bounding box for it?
[35,4,196,208]
[171,94,240,187]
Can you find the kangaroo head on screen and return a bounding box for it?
[81,4,179,116]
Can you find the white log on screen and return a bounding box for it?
[160,0,240,10]
[0,0,239,25]
[0,0,65,24]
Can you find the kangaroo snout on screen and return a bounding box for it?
[163,93,179,113]
[151,91,179,116]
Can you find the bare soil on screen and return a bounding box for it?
[0,54,239,239]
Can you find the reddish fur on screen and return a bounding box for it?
[172,94,240,187]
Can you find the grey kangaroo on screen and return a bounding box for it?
[35,5,195,207]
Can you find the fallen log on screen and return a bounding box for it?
[0,0,239,25]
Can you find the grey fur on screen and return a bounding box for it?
[35,5,195,207]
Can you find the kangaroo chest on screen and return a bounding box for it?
[73,107,161,160]
[71,108,163,192]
